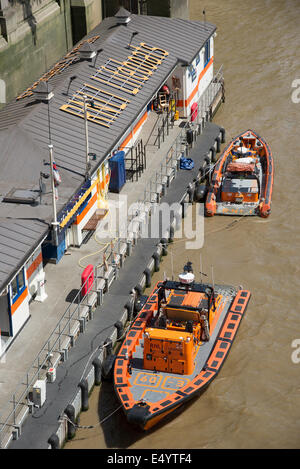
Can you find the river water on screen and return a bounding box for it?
[66,0,300,449]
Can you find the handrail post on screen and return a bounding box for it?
[13,395,16,425]
[167,109,169,135]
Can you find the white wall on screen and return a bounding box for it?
[11,294,30,337]
[176,36,214,118]
[25,247,44,300]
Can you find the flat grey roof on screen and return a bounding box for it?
[0,219,49,291]
[0,13,216,292]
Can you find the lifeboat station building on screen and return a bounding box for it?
[0,8,216,356]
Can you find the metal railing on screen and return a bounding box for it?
[0,65,224,448]
[124,139,146,182]
[142,66,224,206]
[194,65,224,123]
[153,103,176,149]
[0,238,123,448]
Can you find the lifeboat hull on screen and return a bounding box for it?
[205,129,274,217]
[113,280,251,430]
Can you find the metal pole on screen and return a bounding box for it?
[200,254,203,283]
[13,395,16,425]
[48,144,58,245]
[83,95,90,179]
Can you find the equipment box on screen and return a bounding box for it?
[108,151,126,193]
[143,328,194,375]
[32,379,46,407]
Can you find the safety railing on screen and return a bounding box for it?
[153,105,175,149]
[0,238,123,448]
[124,139,146,182]
[142,119,191,205]
[0,65,224,448]
[193,65,224,124]
[141,66,224,206]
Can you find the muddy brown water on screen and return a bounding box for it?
[65,0,300,449]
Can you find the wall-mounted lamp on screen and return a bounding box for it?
[63,75,77,96]
[127,31,138,49]
[92,48,103,68]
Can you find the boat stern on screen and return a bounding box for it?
[215,202,258,216]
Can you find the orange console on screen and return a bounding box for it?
[143,327,195,375]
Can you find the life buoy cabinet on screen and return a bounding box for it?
[191,103,198,122]
[53,163,61,187]
[81,264,94,297]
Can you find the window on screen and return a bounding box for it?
[188,65,197,82]
[11,269,26,302]
[11,277,18,298]
[204,40,211,67]
[195,53,200,66]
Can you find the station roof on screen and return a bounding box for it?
[0,12,216,292]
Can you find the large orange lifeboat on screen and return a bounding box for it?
[205,130,274,217]
[113,262,251,430]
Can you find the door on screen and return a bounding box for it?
[0,291,12,336]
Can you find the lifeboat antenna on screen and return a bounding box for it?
[211,265,215,291]
[200,254,203,283]
[171,251,174,281]
[199,255,208,282]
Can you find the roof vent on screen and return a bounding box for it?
[78,42,96,61]
[33,81,54,101]
[115,7,132,24]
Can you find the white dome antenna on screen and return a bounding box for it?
[178,272,195,284]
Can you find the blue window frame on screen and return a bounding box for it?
[11,269,26,303]
[204,40,211,67]
[188,65,197,82]
[195,53,200,66]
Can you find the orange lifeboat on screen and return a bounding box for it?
[113,262,251,430]
[205,130,274,217]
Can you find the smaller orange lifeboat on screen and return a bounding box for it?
[205,130,274,217]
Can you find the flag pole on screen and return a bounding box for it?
[46,81,59,245]
[48,144,58,246]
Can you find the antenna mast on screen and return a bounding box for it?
[200,254,203,283]
[211,265,215,289]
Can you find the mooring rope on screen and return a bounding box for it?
[61,404,123,430]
